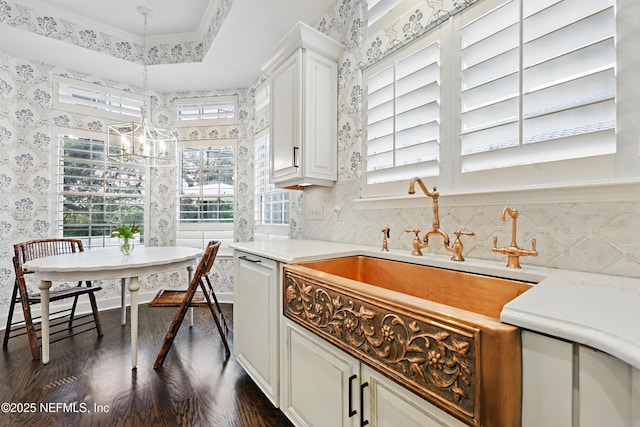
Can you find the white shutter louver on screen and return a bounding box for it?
[365,37,441,187]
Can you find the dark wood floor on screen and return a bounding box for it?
[0,303,293,427]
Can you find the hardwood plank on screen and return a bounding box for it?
[0,304,292,427]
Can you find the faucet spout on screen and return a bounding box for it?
[407,177,469,256]
[408,177,437,198]
[408,178,441,229]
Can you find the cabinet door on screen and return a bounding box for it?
[302,49,337,182]
[362,365,467,427]
[282,320,358,427]
[271,49,302,182]
[233,252,279,405]
[579,346,632,427]
[521,330,573,427]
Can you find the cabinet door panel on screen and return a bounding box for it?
[303,50,337,180]
[579,346,632,427]
[521,330,573,427]
[271,51,302,181]
[233,253,278,405]
[363,366,466,427]
[283,321,358,427]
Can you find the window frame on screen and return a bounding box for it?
[174,95,238,127]
[360,0,640,205]
[52,127,147,250]
[53,75,144,121]
[176,139,237,249]
[254,128,290,236]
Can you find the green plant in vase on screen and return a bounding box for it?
[111,223,141,255]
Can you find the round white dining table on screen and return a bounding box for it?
[23,246,202,368]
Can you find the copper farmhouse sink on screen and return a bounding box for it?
[283,256,534,427]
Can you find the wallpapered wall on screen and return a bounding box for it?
[0,55,252,318]
[0,0,639,326]
[303,0,640,278]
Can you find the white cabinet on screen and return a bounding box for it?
[362,365,467,427]
[579,346,632,427]
[282,320,358,427]
[282,320,467,427]
[262,21,342,188]
[233,251,280,406]
[521,331,573,426]
[522,330,635,427]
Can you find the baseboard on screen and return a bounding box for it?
[0,291,234,333]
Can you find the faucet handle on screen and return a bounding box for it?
[404,228,424,256]
[455,230,475,238]
[404,228,421,237]
[451,230,475,261]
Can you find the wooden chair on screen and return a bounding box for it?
[154,241,230,368]
[3,238,103,359]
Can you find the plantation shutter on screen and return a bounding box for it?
[459,0,615,173]
[365,37,441,186]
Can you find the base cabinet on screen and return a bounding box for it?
[233,251,280,406]
[282,320,467,427]
[522,330,635,427]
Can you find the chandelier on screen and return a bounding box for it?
[108,6,176,166]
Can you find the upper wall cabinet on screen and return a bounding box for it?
[261,22,343,188]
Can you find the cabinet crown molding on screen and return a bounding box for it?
[261,21,343,73]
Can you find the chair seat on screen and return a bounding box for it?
[149,289,209,307]
[27,286,103,304]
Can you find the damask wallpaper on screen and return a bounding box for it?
[0,57,251,318]
[0,0,234,65]
[303,0,640,278]
[0,0,638,329]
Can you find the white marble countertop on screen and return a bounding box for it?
[231,239,640,369]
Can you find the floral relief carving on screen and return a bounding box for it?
[284,269,479,424]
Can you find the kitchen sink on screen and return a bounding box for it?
[283,255,534,426]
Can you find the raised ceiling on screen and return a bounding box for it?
[0,0,336,92]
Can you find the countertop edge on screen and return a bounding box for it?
[231,239,640,370]
[501,306,640,369]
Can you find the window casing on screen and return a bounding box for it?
[362,0,630,198]
[174,96,237,127]
[254,130,289,232]
[364,28,442,197]
[55,128,145,249]
[253,80,289,238]
[53,75,144,121]
[177,140,236,248]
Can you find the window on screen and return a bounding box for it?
[174,96,237,127]
[458,0,616,189]
[364,30,441,197]
[55,128,145,249]
[53,75,144,121]
[366,0,423,36]
[253,80,289,238]
[362,0,629,197]
[177,140,236,248]
[254,130,289,230]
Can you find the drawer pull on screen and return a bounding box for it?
[239,255,261,263]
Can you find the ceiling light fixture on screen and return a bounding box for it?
[107,6,176,166]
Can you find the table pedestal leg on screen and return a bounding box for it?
[128,276,140,369]
[37,280,52,364]
[121,278,127,325]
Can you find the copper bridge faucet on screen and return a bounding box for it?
[492,207,538,268]
[407,177,474,261]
